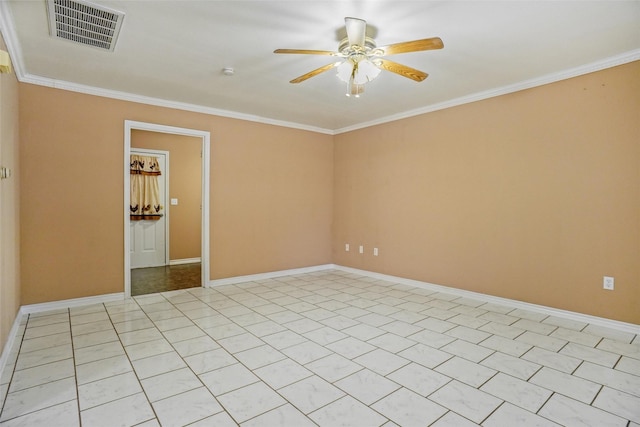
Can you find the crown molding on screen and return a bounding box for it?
[334,49,640,134]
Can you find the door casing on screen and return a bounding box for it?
[124,121,210,298]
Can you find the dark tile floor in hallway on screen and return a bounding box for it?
[131,263,201,296]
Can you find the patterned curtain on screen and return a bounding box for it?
[130,155,163,220]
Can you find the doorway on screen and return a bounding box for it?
[124,121,210,298]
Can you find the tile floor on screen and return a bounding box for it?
[1,270,639,426]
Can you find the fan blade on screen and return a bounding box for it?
[345,17,366,47]
[378,37,444,55]
[274,49,337,56]
[290,62,341,84]
[376,59,428,82]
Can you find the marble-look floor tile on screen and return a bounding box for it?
[19,332,71,354]
[234,344,286,370]
[8,358,74,392]
[574,361,640,397]
[431,410,481,427]
[480,372,551,412]
[560,342,620,367]
[483,402,561,427]
[440,339,494,363]
[529,367,601,403]
[326,337,375,359]
[153,387,223,427]
[372,387,447,426]
[254,358,313,389]
[141,367,202,402]
[538,393,627,427]
[281,340,333,364]
[366,333,415,353]
[74,341,125,365]
[260,330,307,350]
[241,403,316,427]
[217,382,286,424]
[0,399,79,427]
[80,391,155,427]
[480,351,540,380]
[522,346,582,373]
[353,349,410,376]
[305,353,362,382]
[131,351,186,379]
[1,377,77,422]
[278,375,345,414]
[171,335,220,358]
[429,380,502,424]
[592,386,640,423]
[78,371,142,410]
[335,369,400,405]
[199,363,259,396]
[387,362,451,396]
[479,334,532,357]
[397,343,453,369]
[435,356,497,387]
[309,395,387,427]
[302,326,348,346]
[75,354,132,385]
[15,344,72,370]
[616,356,640,376]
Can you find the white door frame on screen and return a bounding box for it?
[130,148,170,268]
[124,121,210,298]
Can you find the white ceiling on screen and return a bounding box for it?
[1,1,639,133]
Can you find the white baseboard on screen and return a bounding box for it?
[333,265,640,335]
[0,311,26,384]
[169,258,201,266]
[19,292,125,315]
[207,264,335,287]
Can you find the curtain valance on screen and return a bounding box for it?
[130,155,163,220]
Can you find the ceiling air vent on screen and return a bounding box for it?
[47,0,124,51]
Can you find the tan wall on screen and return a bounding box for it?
[333,61,640,324]
[132,130,202,261]
[19,85,333,304]
[0,35,20,354]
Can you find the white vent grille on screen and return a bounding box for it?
[47,0,124,51]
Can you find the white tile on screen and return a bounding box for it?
[516,331,567,352]
[217,333,264,353]
[217,382,286,423]
[343,324,386,341]
[480,351,540,380]
[440,339,494,363]
[141,367,202,402]
[162,325,206,343]
[204,323,246,340]
[199,363,259,395]
[483,402,561,427]
[112,317,155,334]
[309,395,387,427]
[171,335,220,358]
[406,330,456,349]
[78,371,142,410]
[326,337,375,359]
[431,411,480,427]
[480,372,551,412]
[0,400,79,427]
[574,361,640,397]
[320,315,360,330]
[521,346,582,373]
[529,367,601,403]
[479,335,532,357]
[119,327,164,346]
[538,393,627,427]
[380,320,423,337]
[75,355,132,385]
[72,329,118,349]
[479,322,525,339]
[305,353,363,382]
[74,342,125,365]
[9,358,75,392]
[597,338,640,359]
[302,326,348,345]
[397,343,453,369]
[560,342,620,367]
[188,411,237,427]
[584,325,636,343]
[372,387,447,426]
[335,369,400,405]
[445,325,491,344]
[435,356,496,387]
[280,340,332,364]
[254,358,313,389]
[278,376,345,414]
[19,333,71,353]
[244,320,287,337]
[367,333,415,353]
[234,345,286,370]
[261,330,307,350]
[0,377,77,422]
[429,380,502,424]
[593,386,640,423]
[550,327,602,347]
[241,403,316,427]
[131,351,186,379]
[542,315,588,331]
[353,349,410,376]
[387,362,451,396]
[511,318,557,335]
[184,348,237,374]
[153,387,223,427]
[616,356,640,376]
[15,343,72,370]
[124,338,173,361]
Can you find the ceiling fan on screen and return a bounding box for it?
[274,17,444,97]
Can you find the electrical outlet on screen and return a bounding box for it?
[359,245,364,254]
[345,243,349,252]
[603,276,614,290]
[373,247,379,256]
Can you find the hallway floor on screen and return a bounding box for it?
[1,270,639,426]
[131,263,201,296]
